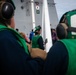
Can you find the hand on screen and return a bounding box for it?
[30,48,47,60]
[26,43,32,53]
[45,38,48,44]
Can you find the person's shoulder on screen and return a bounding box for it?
[0,30,14,40]
[51,41,66,50]
[49,41,68,56]
[39,36,43,39]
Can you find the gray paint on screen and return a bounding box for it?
[13,0,58,36]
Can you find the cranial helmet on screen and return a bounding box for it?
[0,1,14,20]
[34,25,41,32]
[56,10,76,39]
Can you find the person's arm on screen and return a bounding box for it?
[0,30,44,75]
[43,41,68,75]
[38,36,44,50]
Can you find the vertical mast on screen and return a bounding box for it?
[42,0,52,52]
[31,0,36,29]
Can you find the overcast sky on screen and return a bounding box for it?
[54,0,76,20]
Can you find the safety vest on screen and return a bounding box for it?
[32,35,41,48]
[60,39,76,75]
[0,25,29,54]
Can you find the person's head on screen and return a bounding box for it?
[56,23,76,39]
[32,29,33,32]
[34,25,41,35]
[51,29,56,33]
[0,1,15,28]
[16,28,19,32]
[20,32,25,38]
[56,10,76,39]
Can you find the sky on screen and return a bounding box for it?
[54,0,76,20]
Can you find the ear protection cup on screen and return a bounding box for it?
[0,2,14,19]
[56,23,68,39]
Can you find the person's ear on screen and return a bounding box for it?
[0,2,14,20]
